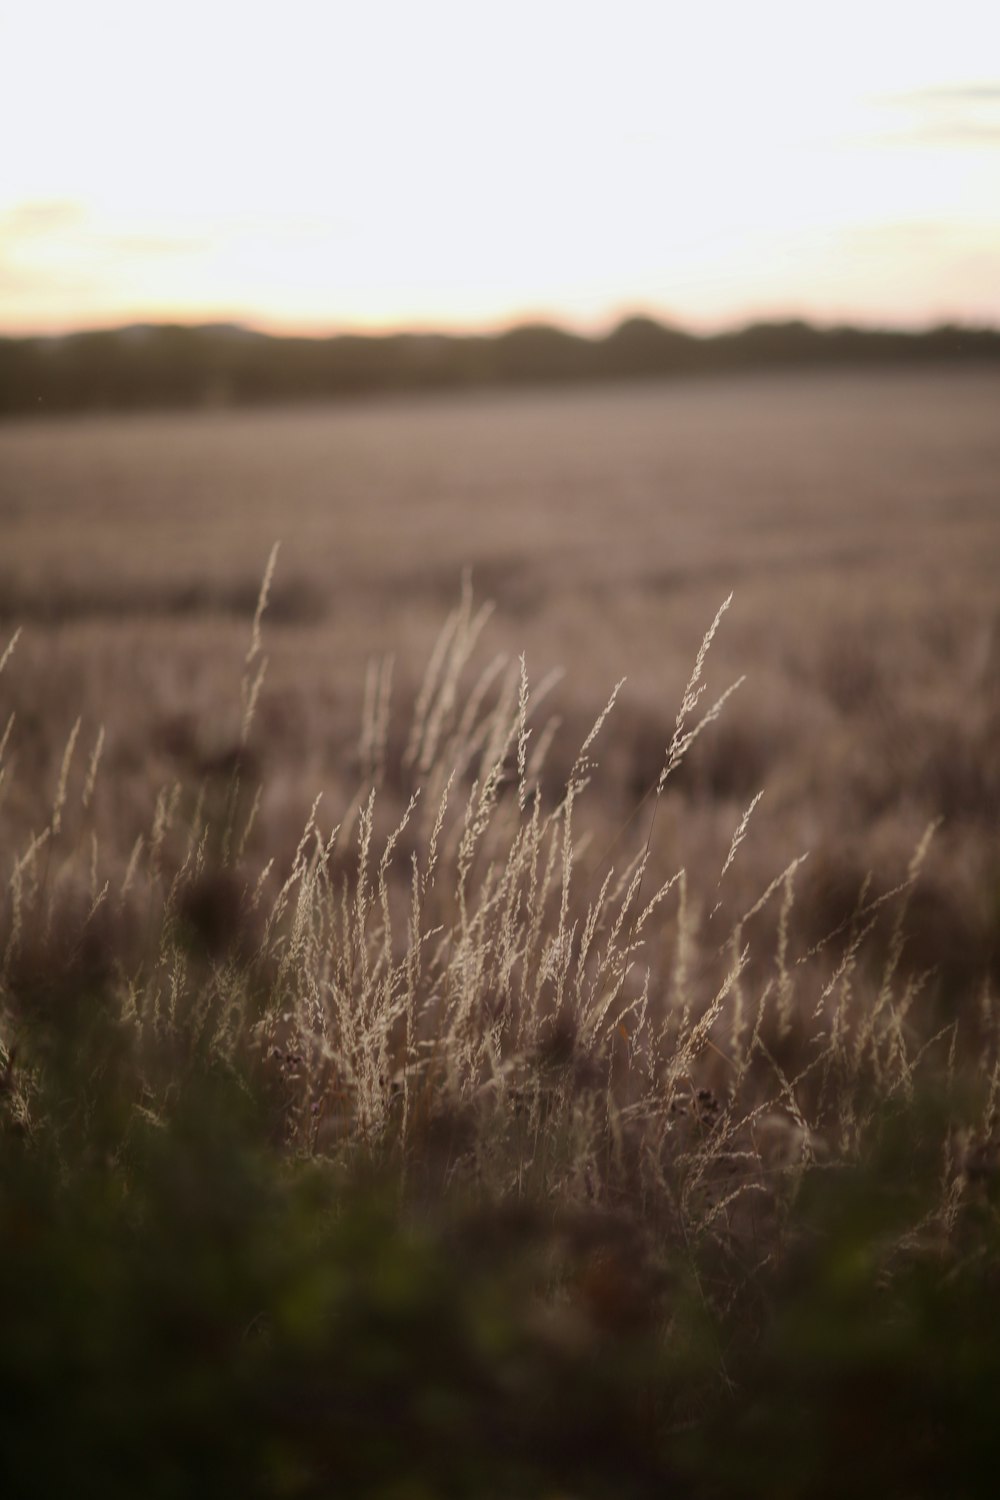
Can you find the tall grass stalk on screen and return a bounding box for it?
[0,574,995,1282]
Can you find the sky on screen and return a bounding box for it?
[1,0,999,337]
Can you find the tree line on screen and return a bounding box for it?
[2,315,998,415]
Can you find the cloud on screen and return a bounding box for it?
[846,220,951,246]
[109,233,209,257]
[0,200,87,241]
[888,122,1000,145]
[1,201,210,258]
[0,253,99,303]
[0,202,213,330]
[890,84,1000,105]
[872,80,1000,147]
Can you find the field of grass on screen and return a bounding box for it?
[1,367,999,1495]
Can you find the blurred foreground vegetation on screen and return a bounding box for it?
[4,990,1000,1498]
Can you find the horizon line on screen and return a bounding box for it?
[5,308,1000,343]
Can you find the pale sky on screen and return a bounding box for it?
[2,0,999,336]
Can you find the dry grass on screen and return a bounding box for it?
[1,368,997,1014]
[3,370,1000,1492]
[1,554,996,1282]
[1,369,998,1232]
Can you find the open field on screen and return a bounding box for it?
[2,366,998,999]
[2,367,1000,1495]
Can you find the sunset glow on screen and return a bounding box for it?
[2,0,999,335]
